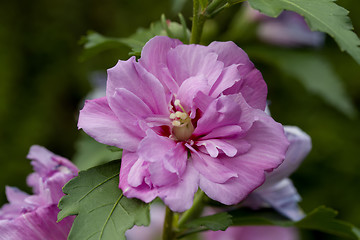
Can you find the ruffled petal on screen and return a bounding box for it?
[167,45,223,86]
[119,151,157,203]
[224,68,267,111]
[207,41,267,110]
[139,36,182,93]
[107,57,168,115]
[0,205,74,240]
[176,75,210,110]
[207,41,253,68]
[137,130,188,186]
[208,64,241,97]
[109,88,153,121]
[193,95,243,136]
[191,150,238,184]
[157,162,199,212]
[26,145,58,177]
[0,187,31,220]
[199,172,259,205]
[196,139,237,157]
[78,97,142,151]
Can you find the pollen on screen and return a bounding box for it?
[169,113,176,119]
[172,120,181,126]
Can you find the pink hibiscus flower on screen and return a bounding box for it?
[0,145,78,240]
[78,36,289,212]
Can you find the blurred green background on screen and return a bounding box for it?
[0,0,359,239]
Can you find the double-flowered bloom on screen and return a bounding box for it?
[79,36,289,212]
[0,146,78,240]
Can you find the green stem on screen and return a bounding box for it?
[162,206,175,240]
[190,0,206,44]
[178,191,206,228]
[206,0,227,15]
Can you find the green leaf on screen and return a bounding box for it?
[81,16,190,58]
[247,47,357,117]
[247,0,360,65]
[171,0,189,13]
[58,160,150,240]
[184,212,233,231]
[295,207,360,239]
[72,132,122,171]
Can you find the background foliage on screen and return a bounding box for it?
[0,0,359,239]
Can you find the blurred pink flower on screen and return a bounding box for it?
[245,4,324,47]
[243,125,311,221]
[205,225,299,240]
[0,145,78,240]
[79,36,289,212]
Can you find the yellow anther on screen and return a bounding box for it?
[180,112,188,120]
[175,111,182,118]
[174,99,181,106]
[169,113,176,119]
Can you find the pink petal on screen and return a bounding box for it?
[199,172,259,205]
[0,205,74,240]
[193,95,243,136]
[176,75,210,110]
[78,97,141,151]
[192,91,213,113]
[167,45,223,86]
[207,41,252,68]
[207,41,267,110]
[197,125,243,140]
[109,88,153,121]
[224,68,268,111]
[208,64,241,97]
[127,158,148,188]
[26,145,58,177]
[190,150,238,184]
[196,139,237,157]
[234,114,289,172]
[138,130,187,182]
[139,36,182,93]
[148,161,179,187]
[119,151,157,203]
[157,162,199,212]
[107,57,168,115]
[5,187,29,205]
[264,126,311,185]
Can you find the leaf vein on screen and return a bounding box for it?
[79,173,118,202]
[99,193,123,240]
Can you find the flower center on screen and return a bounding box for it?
[170,99,194,141]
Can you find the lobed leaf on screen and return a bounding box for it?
[58,160,150,240]
[81,17,190,59]
[248,0,360,65]
[184,212,233,231]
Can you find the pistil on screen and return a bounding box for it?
[169,99,194,141]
